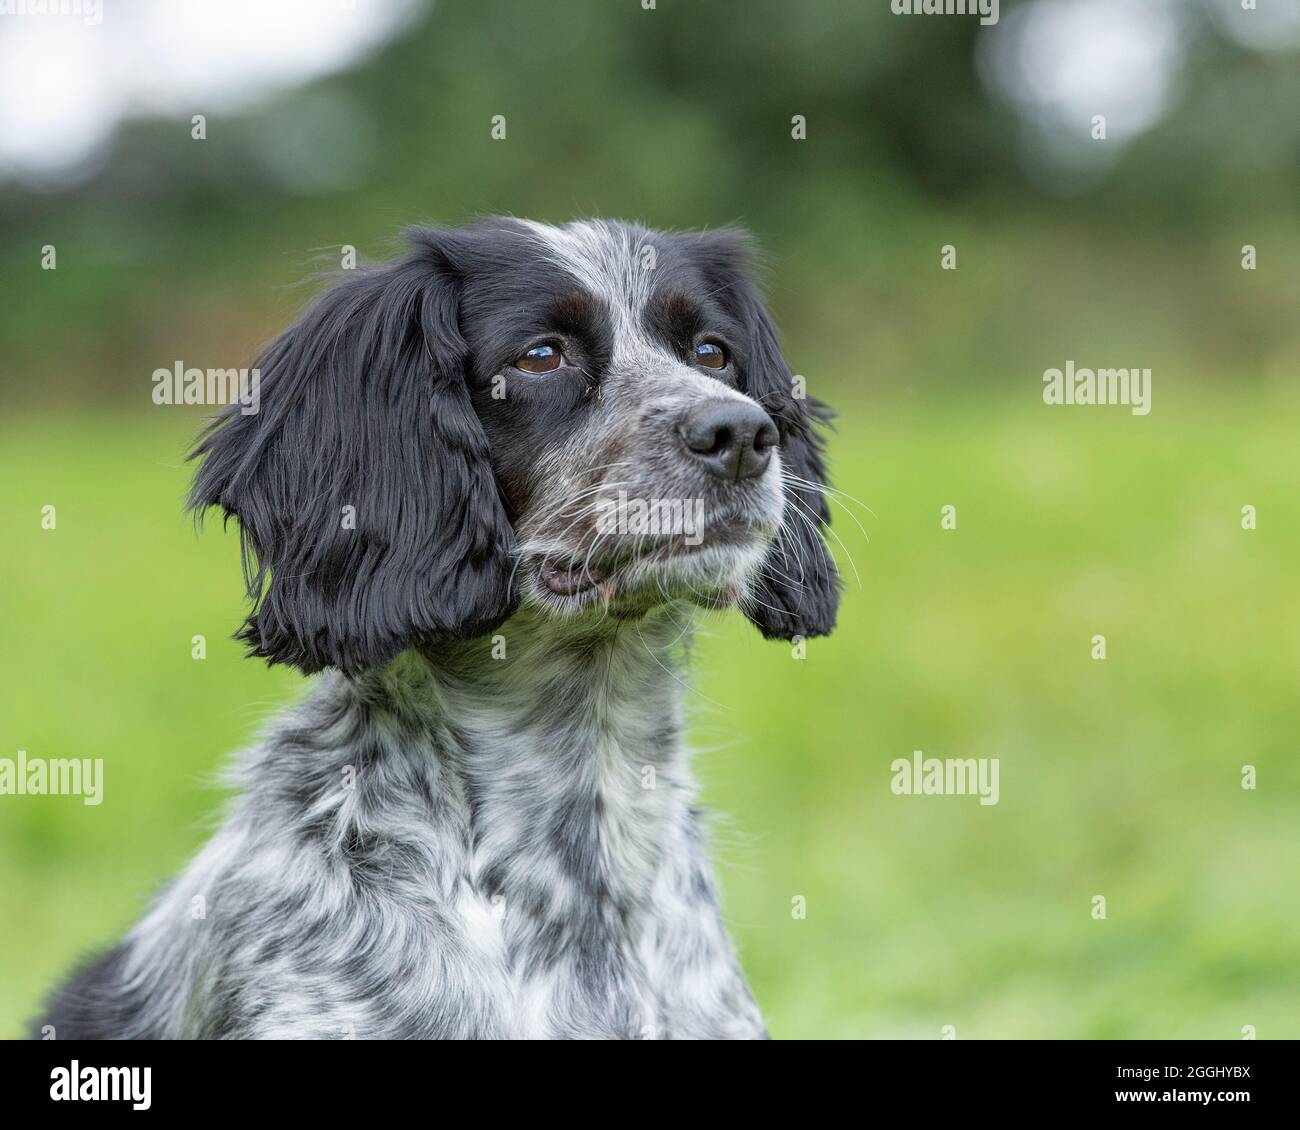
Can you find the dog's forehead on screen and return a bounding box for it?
[517,219,666,338]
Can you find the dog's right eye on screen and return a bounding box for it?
[514,343,566,374]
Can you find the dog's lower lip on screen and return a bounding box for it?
[537,519,769,597]
[542,560,607,595]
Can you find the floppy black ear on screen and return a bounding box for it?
[189,227,516,675]
[686,229,840,640]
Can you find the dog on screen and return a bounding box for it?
[34,218,839,1039]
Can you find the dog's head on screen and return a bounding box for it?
[191,219,839,674]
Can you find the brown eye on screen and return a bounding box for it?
[515,343,565,373]
[695,341,727,369]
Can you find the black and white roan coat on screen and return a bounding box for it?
[35,219,839,1040]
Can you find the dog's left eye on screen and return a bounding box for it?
[695,341,728,369]
[515,343,566,374]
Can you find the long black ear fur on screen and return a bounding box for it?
[189,228,516,675]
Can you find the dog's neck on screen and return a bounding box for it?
[328,604,701,907]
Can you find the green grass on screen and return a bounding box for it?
[2,385,1297,1038]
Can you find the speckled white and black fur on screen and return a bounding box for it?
[34,219,839,1040]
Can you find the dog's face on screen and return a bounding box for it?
[191,219,838,674]
[462,221,791,617]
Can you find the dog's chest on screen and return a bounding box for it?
[171,658,767,1039]
[440,875,656,1039]
[407,853,757,1039]
[298,719,759,1039]
[381,750,759,1039]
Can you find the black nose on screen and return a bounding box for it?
[677,400,779,481]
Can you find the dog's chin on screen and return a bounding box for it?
[524,524,773,618]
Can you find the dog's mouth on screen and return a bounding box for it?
[532,521,768,602]
[540,559,609,596]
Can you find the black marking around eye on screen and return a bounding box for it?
[644,289,747,377]
[546,291,613,376]
[549,291,605,338]
[457,238,615,383]
[645,291,705,358]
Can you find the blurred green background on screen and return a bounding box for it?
[2,0,1298,1039]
